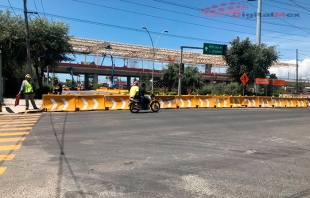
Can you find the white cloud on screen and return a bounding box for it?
[269,58,310,80]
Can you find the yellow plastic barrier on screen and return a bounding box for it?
[272,97,285,108]
[284,98,296,108]
[156,95,177,109]
[76,94,105,111]
[105,95,129,110]
[175,95,196,108]
[96,88,128,94]
[195,95,214,108]
[229,96,244,108]
[213,96,230,108]
[243,96,259,107]
[295,98,307,107]
[42,94,76,112]
[258,96,273,108]
[306,98,310,107]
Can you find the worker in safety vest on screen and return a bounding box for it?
[18,74,38,110]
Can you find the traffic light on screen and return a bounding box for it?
[223,45,228,55]
[180,63,184,74]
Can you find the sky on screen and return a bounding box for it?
[1,0,310,83]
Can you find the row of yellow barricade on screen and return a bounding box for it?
[42,94,310,112]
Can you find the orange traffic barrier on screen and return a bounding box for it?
[284,98,296,108]
[258,96,272,108]
[105,95,129,110]
[175,95,196,108]
[243,96,259,107]
[213,96,230,108]
[229,96,244,108]
[272,97,285,108]
[156,95,177,109]
[76,94,105,111]
[42,94,76,111]
[195,95,214,108]
[295,98,307,107]
[306,98,310,107]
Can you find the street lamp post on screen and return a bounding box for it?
[142,27,168,93]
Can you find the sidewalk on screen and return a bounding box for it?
[0,98,43,114]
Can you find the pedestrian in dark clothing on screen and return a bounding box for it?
[139,83,150,109]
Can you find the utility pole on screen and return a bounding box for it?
[296,49,298,92]
[256,0,262,45]
[23,0,32,75]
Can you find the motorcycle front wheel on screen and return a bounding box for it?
[129,103,140,113]
[150,101,160,112]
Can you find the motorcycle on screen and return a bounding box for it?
[129,93,160,113]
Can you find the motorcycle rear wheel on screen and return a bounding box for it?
[150,101,160,112]
[129,103,140,113]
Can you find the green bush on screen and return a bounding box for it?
[225,83,242,96]
[198,85,212,95]
[93,83,101,90]
[35,84,54,99]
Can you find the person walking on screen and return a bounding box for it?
[18,74,38,110]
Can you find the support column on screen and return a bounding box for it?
[84,74,89,90]
[127,76,131,90]
[205,64,212,73]
[93,73,98,85]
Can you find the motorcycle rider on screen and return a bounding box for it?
[129,81,139,100]
[139,83,150,109]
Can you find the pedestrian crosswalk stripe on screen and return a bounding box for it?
[0,127,33,131]
[0,132,29,136]
[0,145,21,151]
[1,124,35,127]
[1,114,41,117]
[0,121,37,124]
[0,137,25,142]
[0,154,15,160]
[0,167,7,175]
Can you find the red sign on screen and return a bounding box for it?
[272,79,285,86]
[240,73,249,85]
[255,78,269,85]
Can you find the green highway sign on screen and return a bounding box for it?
[203,43,225,55]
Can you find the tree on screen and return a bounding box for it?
[293,81,304,93]
[224,37,279,85]
[29,17,74,88]
[162,63,203,94]
[162,63,179,91]
[182,65,203,93]
[0,10,28,95]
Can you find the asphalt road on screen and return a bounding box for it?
[1,108,310,198]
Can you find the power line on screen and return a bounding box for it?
[264,0,310,14]
[153,0,310,31]
[1,4,310,54]
[289,0,310,13]
[40,0,46,17]
[266,0,310,9]
[247,1,310,34]
[118,0,308,38]
[32,0,41,17]
[294,0,310,7]
[7,0,17,16]
[69,0,309,42]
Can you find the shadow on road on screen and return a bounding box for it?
[49,113,86,198]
